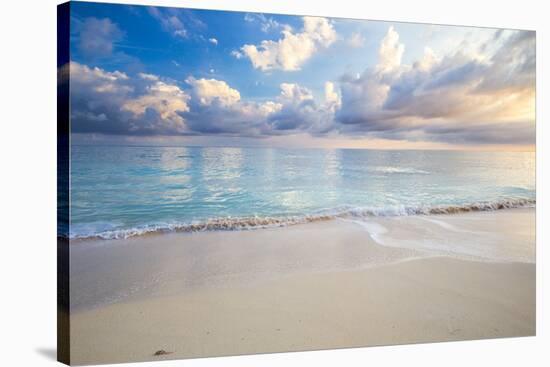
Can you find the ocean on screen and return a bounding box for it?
[68,145,535,240]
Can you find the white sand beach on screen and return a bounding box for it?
[69,208,535,365]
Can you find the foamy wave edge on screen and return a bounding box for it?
[70,198,535,241]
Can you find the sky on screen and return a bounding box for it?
[66,1,536,150]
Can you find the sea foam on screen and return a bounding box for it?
[69,198,535,241]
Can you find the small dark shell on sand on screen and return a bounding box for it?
[153,350,172,356]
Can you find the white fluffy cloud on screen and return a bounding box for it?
[185,77,241,107]
[279,83,313,102]
[324,81,341,111]
[121,75,190,132]
[376,26,404,75]
[236,16,337,72]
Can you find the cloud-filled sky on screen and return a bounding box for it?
[66,2,535,150]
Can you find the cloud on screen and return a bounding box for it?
[69,25,535,147]
[268,83,315,130]
[236,16,337,71]
[147,7,206,39]
[137,72,159,81]
[347,32,365,48]
[148,7,187,38]
[383,31,535,125]
[180,78,282,135]
[185,77,241,107]
[267,83,337,133]
[230,50,243,59]
[324,81,341,111]
[69,62,279,137]
[279,83,313,102]
[121,75,190,133]
[69,62,190,135]
[208,37,218,45]
[475,30,535,94]
[331,27,404,130]
[69,61,334,138]
[77,17,124,58]
[376,26,405,75]
[335,27,535,145]
[244,13,283,33]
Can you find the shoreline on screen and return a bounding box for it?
[68,199,536,242]
[69,208,536,365]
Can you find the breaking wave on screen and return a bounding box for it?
[69,198,535,241]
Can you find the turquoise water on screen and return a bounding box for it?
[69,146,535,239]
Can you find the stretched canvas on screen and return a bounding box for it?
[57,1,536,365]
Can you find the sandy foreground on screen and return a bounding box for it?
[69,208,535,365]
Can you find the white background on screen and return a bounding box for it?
[0,0,547,365]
